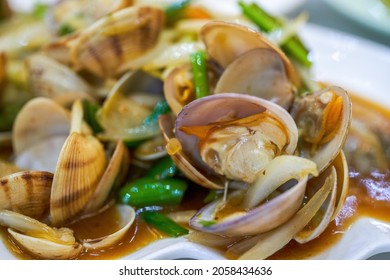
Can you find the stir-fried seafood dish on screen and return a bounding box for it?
[0,0,389,260]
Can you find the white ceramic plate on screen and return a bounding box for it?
[323,0,390,36]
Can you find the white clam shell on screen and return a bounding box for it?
[214,48,295,109]
[200,21,300,86]
[189,155,318,237]
[82,204,135,249]
[8,228,82,260]
[173,93,298,189]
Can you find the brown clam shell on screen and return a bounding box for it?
[69,6,165,77]
[0,171,53,219]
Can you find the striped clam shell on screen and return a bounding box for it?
[0,171,53,219]
[69,6,165,77]
[50,132,106,226]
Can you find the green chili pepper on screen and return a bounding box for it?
[118,177,187,207]
[238,0,311,68]
[82,99,103,134]
[145,156,178,180]
[141,211,189,237]
[190,50,209,99]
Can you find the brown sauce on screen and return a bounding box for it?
[1,93,390,260]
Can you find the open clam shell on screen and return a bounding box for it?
[97,70,163,142]
[214,48,295,109]
[294,150,349,243]
[8,228,83,259]
[159,113,224,190]
[163,62,222,116]
[26,54,94,106]
[12,97,70,157]
[12,97,71,172]
[0,171,53,219]
[292,86,352,174]
[189,155,317,237]
[82,204,135,249]
[69,6,165,77]
[0,210,82,260]
[171,93,298,189]
[50,100,106,226]
[82,140,130,214]
[200,21,300,87]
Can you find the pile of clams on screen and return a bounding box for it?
[0,98,133,259]
[0,1,352,260]
[160,21,351,259]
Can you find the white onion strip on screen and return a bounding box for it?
[243,155,318,209]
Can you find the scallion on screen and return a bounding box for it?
[238,0,311,68]
[190,50,209,99]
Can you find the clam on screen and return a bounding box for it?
[294,151,349,243]
[189,155,318,236]
[68,6,165,77]
[226,151,349,259]
[0,210,82,260]
[82,204,135,249]
[0,204,136,259]
[291,85,352,173]
[163,61,222,116]
[200,21,300,87]
[97,70,164,142]
[214,48,295,109]
[159,93,298,189]
[163,20,299,116]
[51,0,133,34]
[228,169,334,260]
[50,99,106,226]
[82,140,130,214]
[12,97,71,173]
[0,171,53,219]
[25,54,95,106]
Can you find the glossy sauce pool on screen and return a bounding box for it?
[1,94,390,260]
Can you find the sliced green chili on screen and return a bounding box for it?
[238,0,311,68]
[141,211,189,237]
[190,50,209,99]
[118,177,187,207]
[145,156,178,180]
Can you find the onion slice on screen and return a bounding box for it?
[243,155,318,208]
